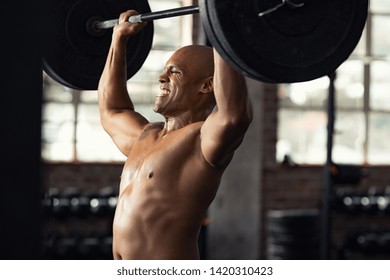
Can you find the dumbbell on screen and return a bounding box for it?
[100,236,113,260]
[48,188,70,218]
[340,192,362,214]
[377,186,390,215]
[54,235,79,259]
[355,232,380,253]
[78,235,102,259]
[100,186,118,215]
[64,188,91,218]
[89,187,118,217]
[378,232,390,253]
[360,187,381,215]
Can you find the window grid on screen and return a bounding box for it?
[277,2,390,165]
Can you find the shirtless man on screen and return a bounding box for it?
[98,10,252,260]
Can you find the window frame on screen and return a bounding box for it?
[277,2,390,166]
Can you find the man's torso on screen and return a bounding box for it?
[112,122,224,259]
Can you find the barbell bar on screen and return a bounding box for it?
[94,5,200,31]
[42,0,369,90]
[93,0,304,31]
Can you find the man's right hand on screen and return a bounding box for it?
[113,10,147,40]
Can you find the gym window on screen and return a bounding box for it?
[41,0,193,163]
[277,0,390,165]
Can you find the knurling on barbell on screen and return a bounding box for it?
[42,0,368,90]
[93,5,200,31]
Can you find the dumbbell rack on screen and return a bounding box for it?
[332,186,390,259]
[41,186,117,260]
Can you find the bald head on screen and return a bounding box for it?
[168,45,214,81]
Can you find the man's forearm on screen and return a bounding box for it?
[213,49,249,119]
[98,35,134,112]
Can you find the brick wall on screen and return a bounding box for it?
[43,163,122,192]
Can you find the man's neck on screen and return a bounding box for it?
[164,110,207,132]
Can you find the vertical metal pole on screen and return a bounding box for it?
[72,89,79,162]
[320,71,336,259]
[363,10,372,163]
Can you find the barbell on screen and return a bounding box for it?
[42,0,369,90]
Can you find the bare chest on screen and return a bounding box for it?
[119,124,200,191]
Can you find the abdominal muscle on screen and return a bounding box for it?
[112,180,202,260]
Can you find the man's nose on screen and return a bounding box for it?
[159,72,169,83]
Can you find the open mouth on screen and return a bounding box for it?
[157,89,170,97]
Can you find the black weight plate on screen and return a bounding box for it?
[267,243,319,255]
[267,208,320,219]
[268,233,320,246]
[267,238,320,249]
[199,0,368,83]
[266,208,320,227]
[266,219,320,230]
[267,216,319,225]
[267,223,320,235]
[266,249,320,260]
[42,0,153,90]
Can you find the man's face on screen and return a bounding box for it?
[153,50,204,117]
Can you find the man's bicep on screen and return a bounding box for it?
[101,109,149,155]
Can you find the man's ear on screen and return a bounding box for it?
[199,76,213,94]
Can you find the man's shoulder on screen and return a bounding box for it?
[168,122,204,143]
[145,122,164,130]
[182,121,204,134]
